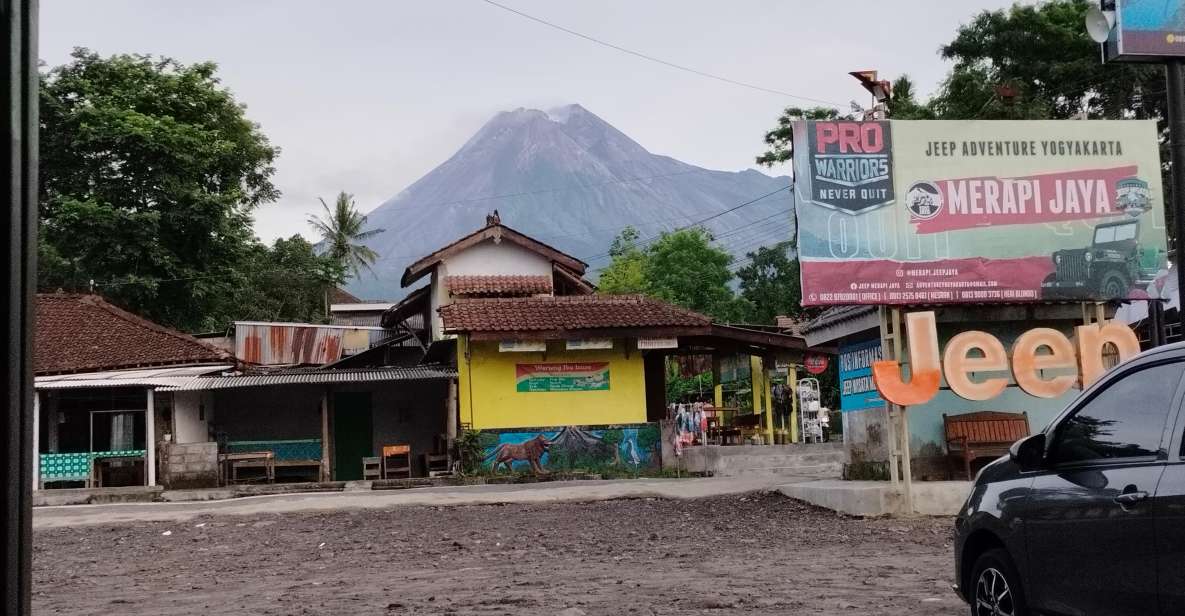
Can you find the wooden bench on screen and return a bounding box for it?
[224,439,322,484]
[944,411,1030,480]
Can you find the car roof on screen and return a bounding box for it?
[1096,218,1138,229]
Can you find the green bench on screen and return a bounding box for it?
[39,450,147,488]
[224,439,322,483]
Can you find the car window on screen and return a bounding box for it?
[1052,361,1182,465]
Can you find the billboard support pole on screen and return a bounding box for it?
[1,1,38,613]
[1167,59,1185,333]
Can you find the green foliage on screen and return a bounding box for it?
[644,228,748,321]
[936,0,1160,121]
[457,429,488,475]
[756,106,853,168]
[735,241,812,325]
[215,236,345,324]
[598,227,749,321]
[885,76,937,120]
[598,226,649,294]
[39,49,280,331]
[308,192,385,279]
[666,370,714,403]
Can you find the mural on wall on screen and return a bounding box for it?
[482,424,660,474]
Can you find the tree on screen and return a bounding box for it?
[39,49,280,331]
[735,241,808,325]
[308,191,385,279]
[598,226,649,294]
[886,76,936,120]
[756,106,853,168]
[216,236,346,324]
[643,228,748,321]
[597,227,747,321]
[936,0,1161,121]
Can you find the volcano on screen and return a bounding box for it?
[347,104,792,299]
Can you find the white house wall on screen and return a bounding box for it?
[173,391,212,444]
[429,239,553,340]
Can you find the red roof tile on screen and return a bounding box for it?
[447,275,553,297]
[329,287,363,304]
[438,295,711,334]
[36,294,229,375]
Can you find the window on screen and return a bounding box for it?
[1093,223,1138,244]
[1053,361,1182,464]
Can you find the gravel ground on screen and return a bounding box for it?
[33,492,963,615]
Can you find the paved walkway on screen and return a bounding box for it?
[33,476,809,528]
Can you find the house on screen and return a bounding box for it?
[382,214,811,473]
[34,294,232,490]
[34,294,457,490]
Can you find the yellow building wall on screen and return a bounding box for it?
[458,336,647,430]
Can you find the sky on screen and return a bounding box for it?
[41,0,1020,243]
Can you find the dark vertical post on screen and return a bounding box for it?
[1167,59,1185,334]
[1,0,37,614]
[1151,299,1167,347]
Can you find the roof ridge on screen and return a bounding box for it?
[401,221,588,287]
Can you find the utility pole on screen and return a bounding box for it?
[1167,59,1185,336]
[1,1,39,614]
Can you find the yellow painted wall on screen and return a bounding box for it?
[458,336,647,430]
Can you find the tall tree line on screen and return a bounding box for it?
[38,49,377,331]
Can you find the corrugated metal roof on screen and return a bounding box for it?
[234,322,395,365]
[35,364,232,390]
[173,366,456,391]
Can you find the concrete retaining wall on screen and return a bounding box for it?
[675,443,844,478]
[779,479,971,517]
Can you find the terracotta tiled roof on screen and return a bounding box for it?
[329,287,362,304]
[447,275,553,297]
[35,294,229,375]
[438,295,711,333]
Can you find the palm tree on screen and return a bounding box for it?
[308,192,385,279]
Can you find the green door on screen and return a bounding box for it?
[333,392,373,481]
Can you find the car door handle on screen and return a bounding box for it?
[1114,491,1149,506]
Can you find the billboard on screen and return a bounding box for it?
[838,339,884,413]
[515,362,609,392]
[795,120,894,214]
[1109,0,1185,59]
[796,120,1167,305]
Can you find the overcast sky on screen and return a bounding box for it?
[42,0,1019,243]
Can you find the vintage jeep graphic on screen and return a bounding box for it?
[1041,219,1163,300]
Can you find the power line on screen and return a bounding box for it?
[582,184,790,266]
[386,169,701,212]
[479,0,841,107]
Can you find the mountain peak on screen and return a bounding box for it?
[346,105,792,299]
[545,103,590,123]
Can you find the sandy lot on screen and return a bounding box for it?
[33,492,962,615]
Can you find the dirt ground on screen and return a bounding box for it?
[33,492,963,615]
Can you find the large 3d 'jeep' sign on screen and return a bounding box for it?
[796,120,894,214]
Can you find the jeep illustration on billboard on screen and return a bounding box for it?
[1040,219,1164,299]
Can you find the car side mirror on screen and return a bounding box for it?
[1009,433,1046,472]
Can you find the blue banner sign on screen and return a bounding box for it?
[839,339,884,412]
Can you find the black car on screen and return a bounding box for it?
[954,342,1185,616]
